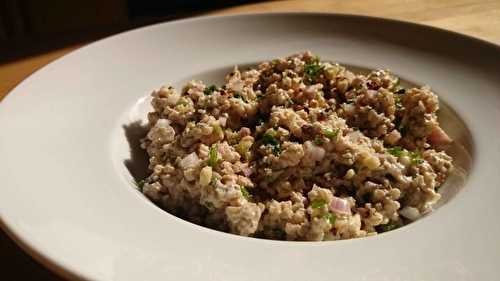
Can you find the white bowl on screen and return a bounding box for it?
[1,13,499,281]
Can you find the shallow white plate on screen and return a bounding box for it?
[1,13,500,281]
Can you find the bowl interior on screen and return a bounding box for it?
[112,61,474,234]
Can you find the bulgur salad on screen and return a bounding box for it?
[138,51,453,241]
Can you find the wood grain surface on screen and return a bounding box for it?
[1,0,499,280]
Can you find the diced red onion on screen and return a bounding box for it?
[217,142,227,155]
[329,196,351,215]
[304,141,325,162]
[428,126,452,146]
[218,116,227,127]
[240,163,253,177]
[230,80,243,92]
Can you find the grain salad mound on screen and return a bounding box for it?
[138,51,453,241]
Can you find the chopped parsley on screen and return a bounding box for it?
[271,145,282,156]
[323,128,339,139]
[386,146,404,157]
[233,92,242,99]
[394,94,404,110]
[262,133,282,155]
[393,77,400,87]
[208,144,218,167]
[409,150,424,165]
[204,85,217,95]
[262,133,279,146]
[324,213,336,225]
[209,175,219,187]
[240,186,252,200]
[314,136,324,145]
[304,58,324,79]
[377,222,400,233]
[396,88,406,94]
[204,201,214,209]
[311,199,327,209]
[135,179,146,191]
[386,146,425,164]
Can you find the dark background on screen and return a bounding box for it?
[0,0,270,62]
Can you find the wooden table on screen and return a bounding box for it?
[1,0,499,279]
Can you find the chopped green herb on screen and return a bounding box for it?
[240,186,252,200]
[304,60,324,79]
[272,146,282,156]
[135,179,146,191]
[393,77,400,87]
[396,88,406,94]
[394,94,404,110]
[233,92,242,99]
[311,199,327,209]
[287,97,295,105]
[256,93,264,100]
[377,222,400,233]
[323,129,340,139]
[262,133,282,155]
[324,213,336,225]
[262,133,279,146]
[210,175,218,187]
[204,85,217,95]
[204,201,214,209]
[386,146,425,164]
[409,150,424,165]
[386,146,404,157]
[314,136,324,145]
[413,158,424,164]
[208,144,218,167]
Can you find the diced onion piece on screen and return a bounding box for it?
[304,141,325,162]
[156,119,170,127]
[329,196,351,215]
[179,152,200,169]
[218,116,227,127]
[428,126,452,146]
[199,166,212,187]
[230,80,243,92]
[399,206,420,221]
[167,92,180,105]
[240,163,253,177]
